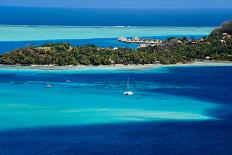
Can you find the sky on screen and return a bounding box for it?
[0,0,232,8]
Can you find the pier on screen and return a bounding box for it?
[118,37,163,48]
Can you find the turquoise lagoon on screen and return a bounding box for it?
[0,25,214,41]
[0,65,227,130]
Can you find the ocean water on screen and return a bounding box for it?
[1,6,232,154]
[1,7,231,53]
[0,25,212,53]
[0,65,232,154]
[0,65,220,130]
[0,25,213,41]
[0,7,232,26]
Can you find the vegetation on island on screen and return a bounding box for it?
[210,20,232,36]
[0,20,232,66]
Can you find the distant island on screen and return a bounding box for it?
[0,20,232,66]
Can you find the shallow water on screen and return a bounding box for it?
[0,25,213,41]
[1,65,232,130]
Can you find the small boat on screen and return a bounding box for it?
[45,84,53,88]
[123,77,134,96]
[124,91,134,96]
[65,80,71,83]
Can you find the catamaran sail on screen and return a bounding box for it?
[124,77,134,96]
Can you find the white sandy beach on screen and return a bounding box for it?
[0,61,231,71]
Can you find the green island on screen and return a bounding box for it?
[0,20,232,66]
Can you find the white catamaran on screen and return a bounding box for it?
[124,77,134,96]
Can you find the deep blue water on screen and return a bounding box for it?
[0,7,232,26]
[0,66,232,154]
[0,38,137,53]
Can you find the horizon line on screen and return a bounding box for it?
[1,5,232,9]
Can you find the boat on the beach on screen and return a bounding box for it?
[124,77,134,96]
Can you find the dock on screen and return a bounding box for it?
[118,37,163,48]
